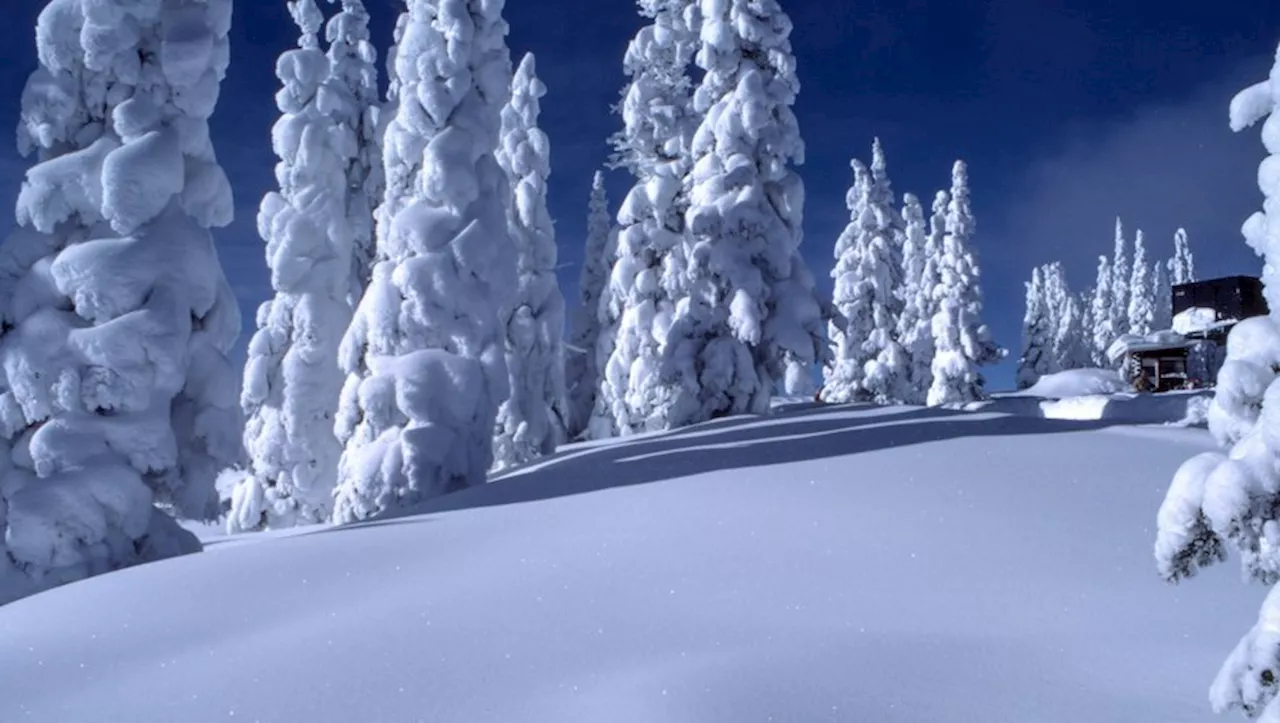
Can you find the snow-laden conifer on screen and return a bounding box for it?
[1128,229,1154,337]
[493,53,567,470]
[825,141,907,404]
[1152,259,1173,331]
[926,161,1002,406]
[1016,266,1053,389]
[1111,218,1130,337]
[1170,227,1196,286]
[332,0,516,523]
[0,0,240,602]
[1054,295,1091,372]
[1040,262,1067,372]
[1153,48,1280,720]
[1090,255,1115,366]
[895,192,931,402]
[566,171,615,440]
[670,0,825,422]
[324,0,384,302]
[227,0,358,532]
[597,0,696,435]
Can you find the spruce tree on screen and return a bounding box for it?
[332,0,516,522]
[1111,218,1131,337]
[0,0,240,602]
[927,161,1003,406]
[1017,266,1053,389]
[673,0,825,422]
[1090,255,1115,366]
[1170,227,1196,286]
[493,53,567,470]
[1128,229,1154,337]
[1152,259,1173,331]
[896,193,931,402]
[566,171,616,440]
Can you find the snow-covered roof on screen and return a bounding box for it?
[1106,332,1192,363]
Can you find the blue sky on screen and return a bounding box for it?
[3,0,1280,390]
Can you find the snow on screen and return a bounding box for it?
[1175,307,1221,335]
[0,403,1261,722]
[1014,367,1128,398]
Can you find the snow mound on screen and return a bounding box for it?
[1015,368,1127,399]
[0,405,1256,723]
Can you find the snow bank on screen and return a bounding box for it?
[1014,368,1127,398]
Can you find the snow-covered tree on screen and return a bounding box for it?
[0,0,241,603]
[1090,255,1115,366]
[565,170,615,440]
[1128,229,1154,337]
[597,0,696,436]
[1040,262,1067,369]
[226,0,361,532]
[1077,286,1096,361]
[493,53,567,470]
[1152,48,1280,721]
[895,192,931,402]
[1054,295,1091,372]
[323,0,384,303]
[825,140,907,405]
[927,161,1002,406]
[1111,218,1130,337]
[1152,260,1173,331]
[1017,267,1053,389]
[1170,227,1196,286]
[668,0,826,423]
[332,0,516,523]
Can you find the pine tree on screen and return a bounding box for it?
[566,171,616,440]
[493,53,567,471]
[1077,287,1096,363]
[1090,255,1115,366]
[895,193,931,402]
[228,0,359,532]
[825,141,908,404]
[597,0,696,436]
[1128,229,1154,337]
[1016,267,1053,389]
[1152,259,1173,331]
[1040,262,1067,373]
[1153,48,1280,719]
[1054,295,1090,372]
[1111,218,1130,337]
[0,0,240,603]
[1170,227,1196,286]
[332,0,516,523]
[672,0,825,423]
[324,0,384,303]
[927,161,1003,406]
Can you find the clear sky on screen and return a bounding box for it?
[3,0,1280,389]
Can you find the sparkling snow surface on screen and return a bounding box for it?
[0,404,1261,722]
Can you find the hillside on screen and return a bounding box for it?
[0,404,1261,722]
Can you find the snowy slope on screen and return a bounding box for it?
[0,405,1261,723]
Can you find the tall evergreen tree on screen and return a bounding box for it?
[825,141,907,404]
[1170,227,1196,286]
[0,0,240,602]
[927,161,1002,405]
[1153,47,1280,719]
[598,0,696,435]
[332,0,516,522]
[566,171,616,440]
[896,193,931,402]
[1090,255,1115,366]
[1054,295,1090,371]
[229,0,360,532]
[1017,267,1053,389]
[1040,261,1068,372]
[671,0,825,422]
[1111,218,1131,337]
[493,53,567,470]
[1128,229,1154,336]
[1152,259,1173,331]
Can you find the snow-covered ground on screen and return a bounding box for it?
[0,404,1261,722]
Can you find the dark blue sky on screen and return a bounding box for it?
[3,0,1280,389]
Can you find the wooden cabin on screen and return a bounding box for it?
[1120,340,1193,393]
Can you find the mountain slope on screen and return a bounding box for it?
[0,405,1260,722]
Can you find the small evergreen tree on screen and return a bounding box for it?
[566,171,616,440]
[1170,227,1196,286]
[1111,218,1130,337]
[1128,229,1154,336]
[1016,267,1053,389]
[1090,255,1115,366]
[927,161,1003,406]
